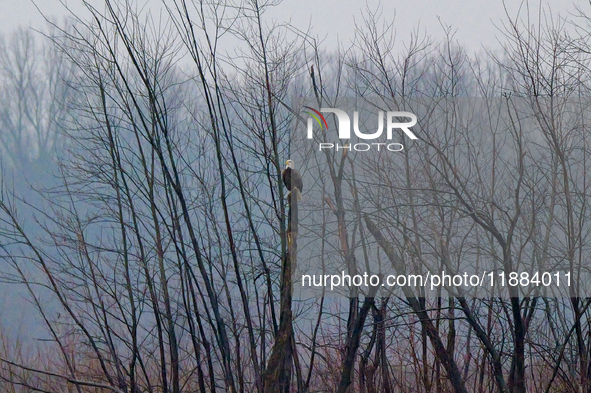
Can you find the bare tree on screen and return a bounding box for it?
[3,2,591,393]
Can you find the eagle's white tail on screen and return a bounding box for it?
[296,188,302,201]
[288,188,302,202]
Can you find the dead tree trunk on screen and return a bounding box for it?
[263,189,298,393]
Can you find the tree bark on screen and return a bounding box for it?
[263,190,298,393]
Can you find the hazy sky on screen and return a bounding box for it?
[0,0,580,54]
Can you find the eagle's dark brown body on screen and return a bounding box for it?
[282,167,303,193]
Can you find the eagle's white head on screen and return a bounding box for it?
[286,160,294,169]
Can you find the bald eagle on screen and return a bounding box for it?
[282,160,303,200]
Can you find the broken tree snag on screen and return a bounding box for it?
[263,188,298,393]
[287,189,299,243]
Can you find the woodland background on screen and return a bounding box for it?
[1,1,591,392]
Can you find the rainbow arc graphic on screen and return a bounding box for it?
[303,106,328,130]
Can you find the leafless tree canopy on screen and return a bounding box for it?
[2,1,591,393]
